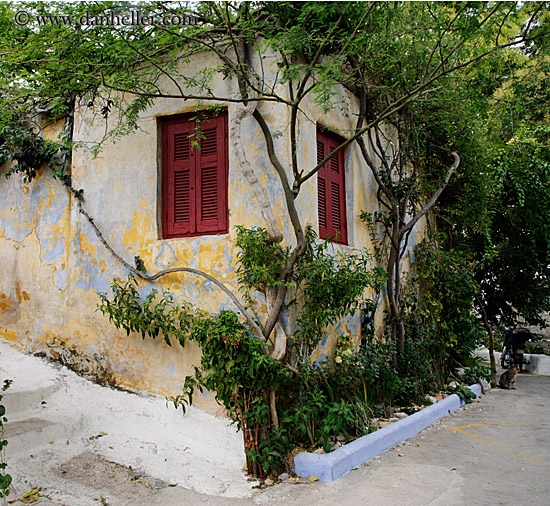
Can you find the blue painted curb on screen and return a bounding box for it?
[294,383,483,482]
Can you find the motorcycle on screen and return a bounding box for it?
[500,327,531,371]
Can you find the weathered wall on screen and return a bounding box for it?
[0,49,425,408]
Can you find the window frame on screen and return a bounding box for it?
[160,111,229,239]
[316,127,348,245]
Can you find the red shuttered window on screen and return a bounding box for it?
[161,111,228,239]
[317,128,347,245]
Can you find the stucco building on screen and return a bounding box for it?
[0,48,423,409]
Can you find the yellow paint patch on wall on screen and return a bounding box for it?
[0,285,31,325]
[78,231,97,257]
[196,243,220,272]
[51,222,66,241]
[121,210,154,246]
[246,139,260,159]
[0,325,20,343]
[0,293,17,315]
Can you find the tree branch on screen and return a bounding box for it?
[399,151,460,236]
[75,197,265,340]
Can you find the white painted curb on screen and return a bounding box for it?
[475,348,550,376]
[294,383,482,482]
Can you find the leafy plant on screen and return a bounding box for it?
[0,106,72,183]
[0,380,12,498]
[293,231,386,355]
[447,383,477,404]
[331,341,402,416]
[236,225,385,363]
[277,361,371,454]
[524,340,547,356]
[401,241,483,390]
[97,238,386,476]
[461,356,492,385]
[235,226,290,305]
[97,274,194,347]
[462,364,492,386]
[334,334,355,364]
[172,310,289,477]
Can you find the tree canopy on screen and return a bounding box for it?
[2,0,549,356]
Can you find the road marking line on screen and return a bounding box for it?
[448,420,550,466]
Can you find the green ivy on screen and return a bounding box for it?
[97,274,194,347]
[0,381,12,498]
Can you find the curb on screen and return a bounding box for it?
[475,348,550,376]
[294,383,482,482]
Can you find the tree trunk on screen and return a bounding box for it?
[230,100,283,243]
[478,298,497,386]
[386,217,406,360]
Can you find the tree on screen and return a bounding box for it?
[432,10,550,382]
[342,1,549,362]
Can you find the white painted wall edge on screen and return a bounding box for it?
[475,348,550,376]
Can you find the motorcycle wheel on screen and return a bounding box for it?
[501,347,512,369]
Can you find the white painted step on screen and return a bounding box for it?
[4,417,68,456]
[0,342,62,419]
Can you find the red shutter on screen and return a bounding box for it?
[317,139,329,238]
[161,112,228,238]
[162,120,194,238]
[196,115,228,233]
[317,129,347,245]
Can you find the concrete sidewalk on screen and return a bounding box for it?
[476,348,550,375]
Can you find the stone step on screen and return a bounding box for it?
[1,381,61,419]
[3,417,69,458]
[0,342,62,419]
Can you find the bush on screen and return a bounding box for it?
[401,242,483,389]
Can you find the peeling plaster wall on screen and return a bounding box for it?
[0,50,425,408]
[0,118,71,349]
